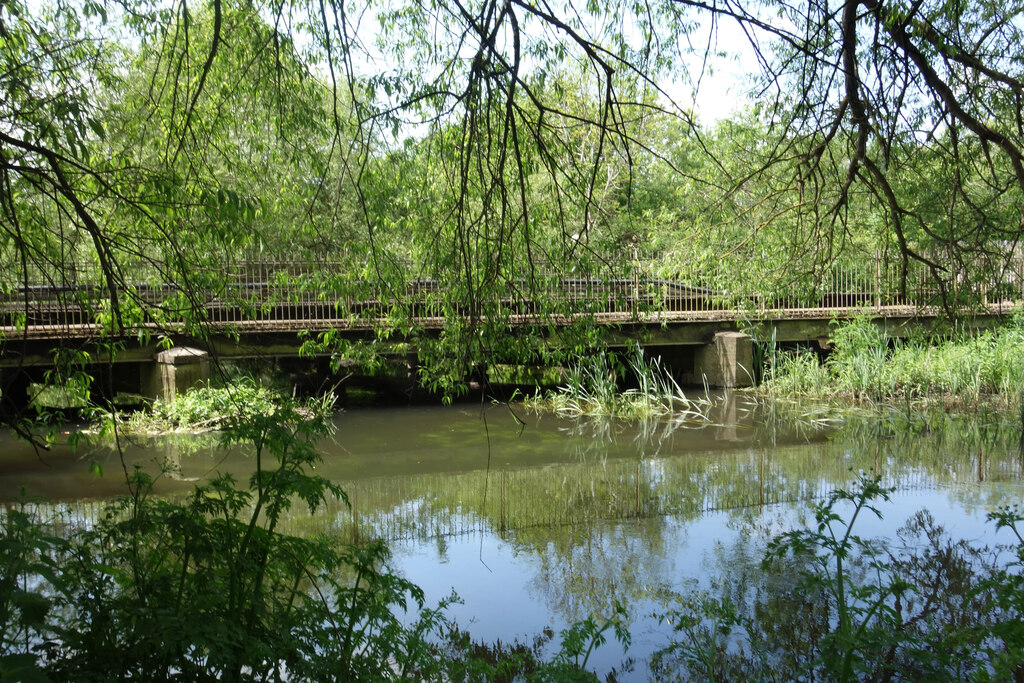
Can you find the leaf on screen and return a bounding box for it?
[12,590,51,627]
[0,653,53,683]
[86,117,104,140]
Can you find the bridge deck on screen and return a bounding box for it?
[1,259,1020,343]
[1,303,1017,343]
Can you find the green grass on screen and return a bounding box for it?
[763,313,1024,407]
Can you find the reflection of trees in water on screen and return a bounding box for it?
[64,405,1023,544]
[558,392,759,461]
[556,416,690,462]
[519,518,679,624]
[751,399,1024,459]
[80,430,225,485]
[23,409,1024,636]
[55,413,1022,545]
[281,414,1024,542]
[652,504,1019,681]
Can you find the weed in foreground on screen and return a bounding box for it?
[0,393,630,681]
[653,474,1024,682]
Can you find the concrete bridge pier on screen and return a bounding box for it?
[661,331,753,389]
[696,332,755,388]
[143,347,210,401]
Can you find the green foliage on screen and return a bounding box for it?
[0,398,437,681]
[763,475,907,680]
[652,593,750,681]
[430,611,632,683]
[652,474,1024,681]
[975,505,1024,681]
[534,605,631,682]
[0,496,69,682]
[2,391,633,681]
[148,381,278,430]
[96,378,337,437]
[764,314,1024,405]
[762,350,831,397]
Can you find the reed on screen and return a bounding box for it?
[526,345,712,421]
[763,313,1024,408]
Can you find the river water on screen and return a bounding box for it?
[2,394,1023,678]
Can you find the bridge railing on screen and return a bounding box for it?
[2,255,1023,334]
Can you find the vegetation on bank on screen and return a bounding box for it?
[763,314,1024,408]
[90,309,1024,437]
[95,380,335,437]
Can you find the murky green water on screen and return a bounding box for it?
[2,395,1023,679]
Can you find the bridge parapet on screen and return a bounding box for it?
[2,256,1022,339]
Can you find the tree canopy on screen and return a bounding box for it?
[2,0,1023,410]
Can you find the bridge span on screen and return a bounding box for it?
[1,260,1020,401]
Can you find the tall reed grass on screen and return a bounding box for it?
[764,312,1024,407]
[525,346,711,420]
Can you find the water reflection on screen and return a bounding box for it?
[3,399,1023,540]
[1,398,1022,679]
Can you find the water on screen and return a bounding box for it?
[1,395,1022,679]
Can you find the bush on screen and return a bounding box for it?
[2,398,453,681]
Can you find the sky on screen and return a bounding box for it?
[668,18,760,123]
[21,0,761,124]
[338,0,761,126]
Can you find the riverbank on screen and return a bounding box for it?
[761,314,1024,411]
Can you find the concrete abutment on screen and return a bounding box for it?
[695,331,755,389]
[652,331,755,389]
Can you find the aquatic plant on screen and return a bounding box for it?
[97,378,336,436]
[527,345,712,421]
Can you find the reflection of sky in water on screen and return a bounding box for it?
[2,402,1023,678]
[391,483,1024,681]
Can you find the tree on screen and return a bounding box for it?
[2,0,1024,420]
[724,0,1024,294]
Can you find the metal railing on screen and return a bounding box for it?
[2,257,1022,338]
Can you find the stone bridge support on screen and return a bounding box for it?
[695,332,754,388]
[144,347,210,401]
[663,331,753,388]
[646,331,754,389]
